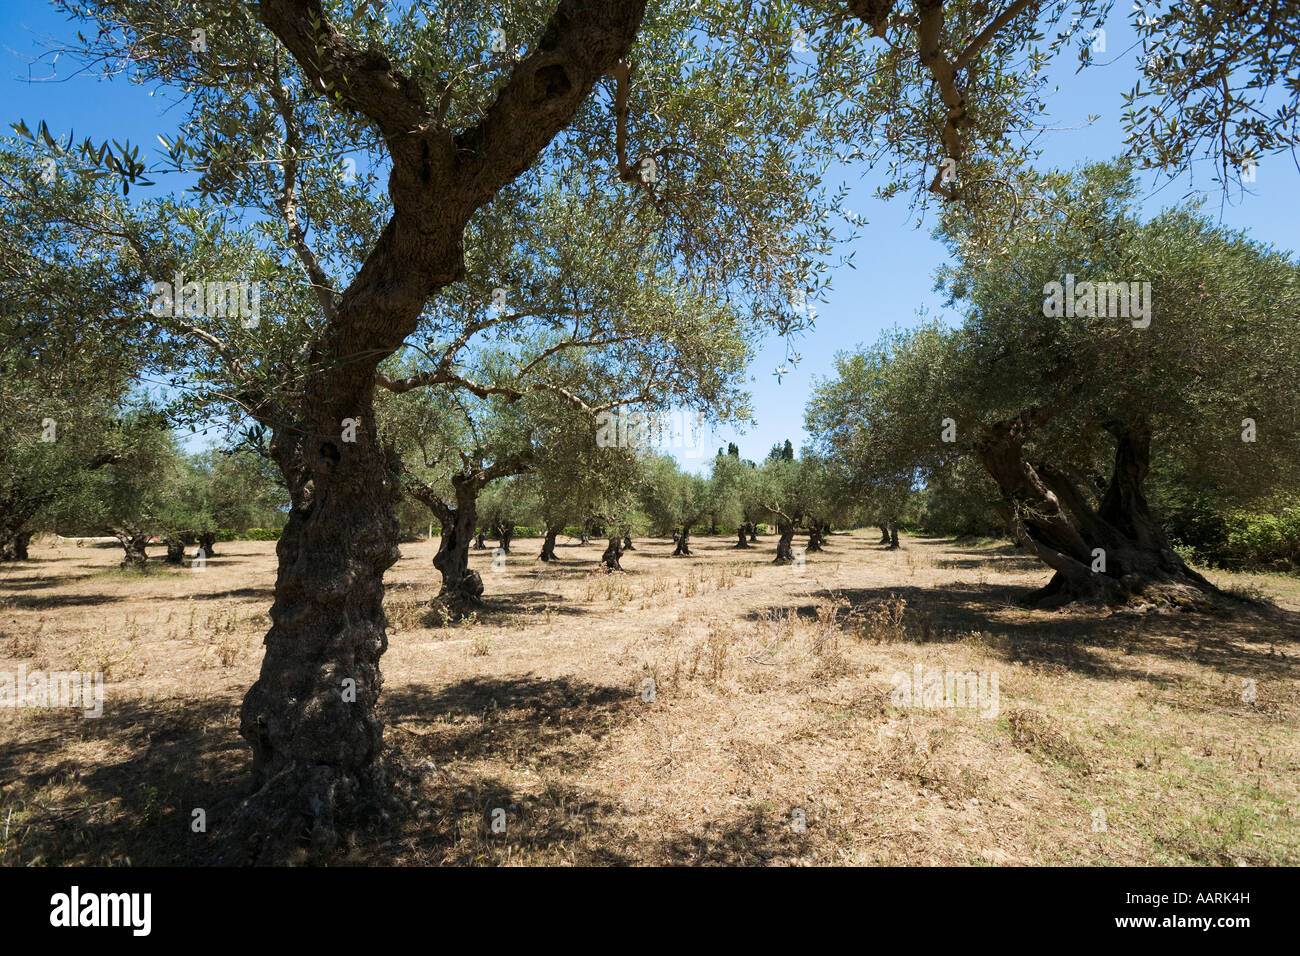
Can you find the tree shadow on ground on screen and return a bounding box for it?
[381,674,634,768]
[341,676,644,864]
[0,695,247,865]
[931,554,1045,571]
[0,572,97,592]
[183,586,276,602]
[3,592,124,610]
[656,804,817,865]
[479,589,594,617]
[765,581,1300,685]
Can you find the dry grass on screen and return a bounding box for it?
[1,531,1297,866]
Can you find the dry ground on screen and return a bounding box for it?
[1,530,1298,866]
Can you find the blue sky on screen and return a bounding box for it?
[4,3,1297,471]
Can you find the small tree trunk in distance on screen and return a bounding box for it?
[878,524,890,545]
[473,530,486,550]
[198,531,218,557]
[164,538,185,565]
[673,524,692,556]
[116,530,149,569]
[601,535,625,571]
[539,527,559,561]
[806,522,824,552]
[773,524,795,564]
[735,524,751,548]
[430,478,488,615]
[748,523,758,543]
[623,533,634,551]
[888,523,900,550]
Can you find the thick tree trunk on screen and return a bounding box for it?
[539,527,559,561]
[806,522,824,552]
[473,530,486,550]
[623,533,634,551]
[601,535,625,571]
[1,529,31,561]
[494,523,513,554]
[164,538,186,565]
[198,531,218,558]
[673,524,692,556]
[976,417,1219,608]
[115,530,149,569]
[748,523,758,543]
[773,524,796,564]
[735,524,751,548]
[888,524,900,550]
[878,524,890,545]
[228,406,403,865]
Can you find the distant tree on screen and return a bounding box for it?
[768,439,796,462]
[640,456,710,556]
[78,408,184,568]
[754,457,811,565]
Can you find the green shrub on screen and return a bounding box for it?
[1222,507,1300,570]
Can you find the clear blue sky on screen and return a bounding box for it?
[4,3,1297,470]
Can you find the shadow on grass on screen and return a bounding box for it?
[383,675,633,768]
[0,695,247,865]
[182,586,276,603]
[0,572,97,592]
[3,592,125,610]
[359,676,643,864]
[784,580,1300,684]
[657,805,816,865]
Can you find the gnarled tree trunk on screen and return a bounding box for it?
[888,523,900,550]
[539,526,559,561]
[735,523,751,548]
[773,523,796,564]
[1,529,31,561]
[229,403,403,865]
[218,0,648,863]
[115,529,149,569]
[623,532,634,551]
[433,496,485,614]
[976,416,1219,608]
[806,521,825,552]
[198,531,218,558]
[673,524,692,556]
[601,535,625,571]
[494,522,513,554]
[164,537,185,565]
[878,524,890,545]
